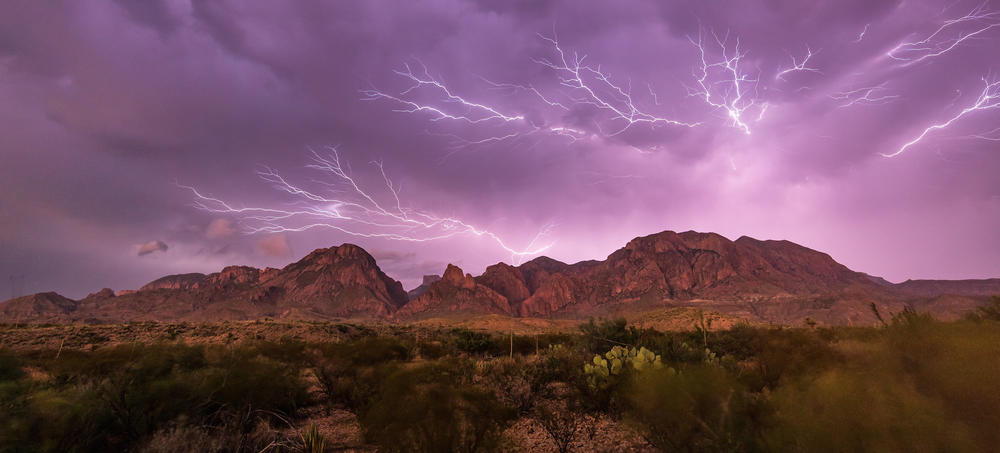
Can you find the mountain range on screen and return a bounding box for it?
[2,230,997,326]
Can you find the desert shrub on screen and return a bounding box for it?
[478,356,534,414]
[415,339,449,359]
[577,318,639,353]
[44,343,208,385]
[969,295,1000,321]
[139,411,288,453]
[0,350,24,381]
[345,335,411,365]
[882,321,1000,447]
[0,343,310,452]
[655,336,721,366]
[201,348,310,416]
[732,328,840,391]
[452,328,493,354]
[245,337,312,364]
[478,349,587,416]
[703,323,760,360]
[764,369,976,452]
[889,306,936,329]
[624,365,765,453]
[533,384,593,453]
[311,336,412,411]
[0,384,114,452]
[533,344,588,384]
[361,360,514,452]
[314,357,400,412]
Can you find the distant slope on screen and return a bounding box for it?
[892,278,1000,297]
[2,230,996,325]
[2,244,407,323]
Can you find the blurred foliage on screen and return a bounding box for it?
[2,305,1000,452]
[361,359,514,452]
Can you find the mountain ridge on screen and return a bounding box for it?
[2,230,996,325]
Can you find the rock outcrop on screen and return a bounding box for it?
[2,230,996,325]
[0,292,78,323]
[406,275,441,300]
[3,243,408,323]
[398,264,511,317]
[892,278,1000,297]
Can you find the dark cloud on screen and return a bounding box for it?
[111,0,180,37]
[0,0,998,299]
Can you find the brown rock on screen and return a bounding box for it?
[2,230,996,325]
[476,263,531,306]
[398,264,512,317]
[0,292,78,323]
[406,274,441,300]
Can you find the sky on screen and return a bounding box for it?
[1,0,999,299]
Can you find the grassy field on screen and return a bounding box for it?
[1,298,999,452]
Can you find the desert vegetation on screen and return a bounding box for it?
[1,297,999,452]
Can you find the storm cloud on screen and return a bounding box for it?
[0,0,997,298]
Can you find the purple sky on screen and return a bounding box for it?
[1,0,999,299]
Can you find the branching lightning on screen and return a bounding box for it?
[887,2,1000,65]
[360,62,524,124]
[181,148,554,264]
[686,30,761,135]
[829,83,901,107]
[964,126,1000,141]
[532,33,700,135]
[854,24,870,43]
[775,46,821,81]
[883,77,1000,157]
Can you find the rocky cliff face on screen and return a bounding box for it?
[1,231,995,324]
[0,292,79,323]
[467,231,887,319]
[3,243,408,323]
[406,275,441,300]
[262,244,408,318]
[140,273,209,291]
[892,278,1000,297]
[398,264,511,317]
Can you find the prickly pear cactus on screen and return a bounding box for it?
[584,345,668,389]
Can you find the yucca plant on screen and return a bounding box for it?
[300,423,326,453]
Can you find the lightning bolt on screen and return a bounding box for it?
[687,30,761,135]
[887,2,1000,66]
[965,126,1000,141]
[854,24,870,43]
[480,78,571,111]
[829,83,901,108]
[883,77,1000,157]
[361,61,524,124]
[756,102,770,122]
[181,147,555,264]
[775,46,821,81]
[532,33,700,135]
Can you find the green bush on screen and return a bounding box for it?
[3,319,1000,452]
[362,360,514,452]
[452,328,493,354]
[624,365,765,452]
[764,369,976,452]
[967,295,1000,321]
[0,343,310,452]
[577,318,639,353]
[0,350,24,381]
